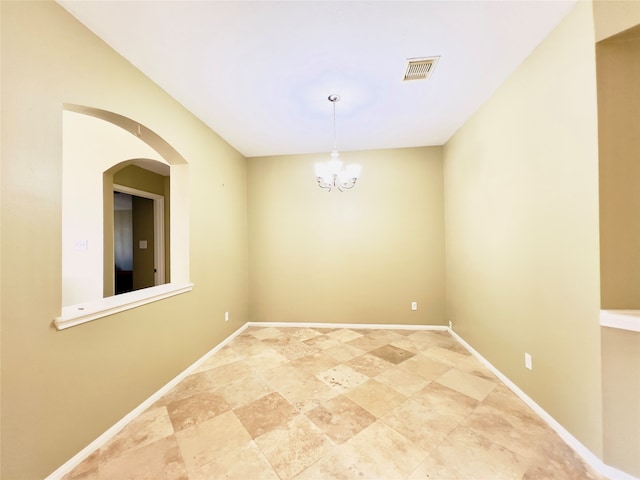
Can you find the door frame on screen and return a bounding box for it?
[113,184,165,289]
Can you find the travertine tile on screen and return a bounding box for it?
[233,392,296,438]
[290,327,323,342]
[302,334,344,351]
[436,367,497,401]
[460,403,549,458]
[421,426,529,480]
[288,352,341,376]
[263,335,319,360]
[455,354,500,382]
[397,353,451,380]
[279,374,340,413]
[242,348,289,373]
[218,374,274,409]
[346,334,390,352]
[255,414,333,479]
[175,411,251,471]
[167,390,231,431]
[247,326,282,340]
[342,421,428,478]
[101,406,174,460]
[326,329,362,342]
[422,346,471,366]
[262,361,314,390]
[159,370,221,405]
[406,330,456,348]
[410,382,478,419]
[347,352,395,377]
[369,344,416,365]
[202,359,254,385]
[62,326,607,480]
[193,346,241,373]
[390,336,432,354]
[228,334,271,357]
[294,421,428,480]
[344,379,406,418]
[187,440,279,480]
[482,384,546,425]
[311,327,338,334]
[322,343,367,362]
[381,398,460,452]
[522,429,603,480]
[99,435,188,480]
[61,450,99,480]
[305,394,376,443]
[374,365,430,397]
[365,329,406,344]
[388,328,417,336]
[315,364,370,394]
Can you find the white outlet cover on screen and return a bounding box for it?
[411,302,417,311]
[525,353,533,370]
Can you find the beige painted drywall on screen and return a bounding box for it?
[1,2,248,478]
[248,147,445,326]
[597,26,640,310]
[444,1,603,456]
[596,23,640,477]
[593,0,640,42]
[601,327,640,476]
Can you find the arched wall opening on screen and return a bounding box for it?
[57,105,191,329]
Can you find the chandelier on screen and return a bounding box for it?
[314,94,361,192]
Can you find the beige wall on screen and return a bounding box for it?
[596,20,640,477]
[248,147,445,326]
[444,1,603,456]
[593,0,640,42]
[597,26,640,310]
[601,327,640,476]
[1,2,248,478]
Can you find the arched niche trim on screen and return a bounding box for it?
[63,103,188,166]
[55,105,192,330]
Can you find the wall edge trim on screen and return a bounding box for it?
[246,321,448,331]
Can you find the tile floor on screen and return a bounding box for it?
[62,326,605,479]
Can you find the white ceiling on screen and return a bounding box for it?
[58,1,577,158]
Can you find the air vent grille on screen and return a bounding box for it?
[403,57,439,81]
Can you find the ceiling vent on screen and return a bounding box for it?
[403,57,439,81]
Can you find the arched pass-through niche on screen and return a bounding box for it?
[56,105,192,330]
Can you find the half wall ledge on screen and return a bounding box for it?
[600,310,640,333]
[54,282,194,330]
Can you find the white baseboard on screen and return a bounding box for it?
[448,329,638,480]
[45,323,249,480]
[246,321,448,331]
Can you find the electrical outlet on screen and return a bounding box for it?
[449,320,453,329]
[225,311,229,322]
[525,352,532,370]
[411,301,417,311]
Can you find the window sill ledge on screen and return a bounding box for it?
[600,310,640,333]
[54,282,194,330]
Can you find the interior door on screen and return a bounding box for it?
[132,195,155,290]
